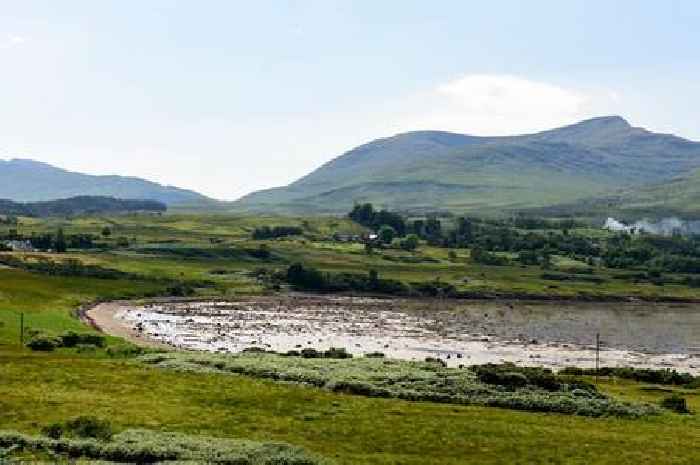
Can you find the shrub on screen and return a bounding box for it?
[64,416,113,440]
[26,335,60,352]
[59,331,106,348]
[41,423,63,440]
[106,345,144,358]
[324,347,352,359]
[424,357,447,367]
[1,429,323,464]
[472,364,562,391]
[660,395,691,414]
[300,348,321,359]
[141,353,659,418]
[559,366,696,386]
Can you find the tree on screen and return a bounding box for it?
[101,226,112,238]
[348,203,375,226]
[368,269,379,289]
[378,225,396,244]
[54,228,67,253]
[424,217,442,244]
[400,234,419,251]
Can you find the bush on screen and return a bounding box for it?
[60,331,106,348]
[364,352,385,358]
[1,428,323,464]
[660,395,691,414]
[41,423,63,440]
[142,353,659,418]
[252,225,303,240]
[559,366,696,386]
[106,345,144,358]
[26,335,60,352]
[472,364,562,391]
[63,416,113,440]
[424,357,447,367]
[324,347,352,359]
[300,348,321,359]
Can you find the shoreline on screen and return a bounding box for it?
[86,296,700,374]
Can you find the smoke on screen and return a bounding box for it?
[604,217,700,235]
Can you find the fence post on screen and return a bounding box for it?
[595,332,600,385]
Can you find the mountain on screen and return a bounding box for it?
[0,196,166,217]
[0,159,212,206]
[233,116,700,214]
[530,168,700,220]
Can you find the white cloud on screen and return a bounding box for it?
[1,35,27,49]
[396,74,614,136]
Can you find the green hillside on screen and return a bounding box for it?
[233,116,700,214]
[533,168,700,219]
[0,159,214,206]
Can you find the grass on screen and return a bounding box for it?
[0,268,165,345]
[1,213,699,464]
[0,428,324,464]
[1,351,698,465]
[5,213,700,300]
[139,352,659,418]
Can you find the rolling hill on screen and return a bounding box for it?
[0,196,167,217]
[233,116,700,214]
[0,159,213,206]
[529,168,700,220]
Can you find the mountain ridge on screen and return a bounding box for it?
[233,116,700,214]
[0,158,214,206]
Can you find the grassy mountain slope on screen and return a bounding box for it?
[0,159,213,206]
[531,168,700,220]
[234,116,700,214]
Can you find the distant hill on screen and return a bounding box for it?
[0,159,213,206]
[529,168,700,220]
[233,116,700,214]
[0,196,167,217]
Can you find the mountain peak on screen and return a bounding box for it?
[573,115,631,129]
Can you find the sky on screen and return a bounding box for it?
[1,0,700,200]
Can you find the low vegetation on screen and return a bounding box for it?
[140,352,660,418]
[0,426,323,464]
[560,366,699,387]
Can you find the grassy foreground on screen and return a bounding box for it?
[1,214,699,464]
[0,350,698,465]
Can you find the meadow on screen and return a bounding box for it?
[1,213,699,463]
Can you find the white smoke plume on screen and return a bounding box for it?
[604,217,700,236]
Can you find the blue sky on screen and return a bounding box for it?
[1,1,699,199]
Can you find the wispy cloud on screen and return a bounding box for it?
[1,35,27,49]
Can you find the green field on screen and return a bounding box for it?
[1,213,699,464]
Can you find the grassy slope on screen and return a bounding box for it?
[1,214,699,464]
[232,118,700,215]
[6,214,700,302]
[1,349,698,465]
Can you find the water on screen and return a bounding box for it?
[115,296,700,374]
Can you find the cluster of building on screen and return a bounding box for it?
[1,240,34,252]
[332,232,379,243]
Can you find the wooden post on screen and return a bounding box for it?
[595,332,600,385]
